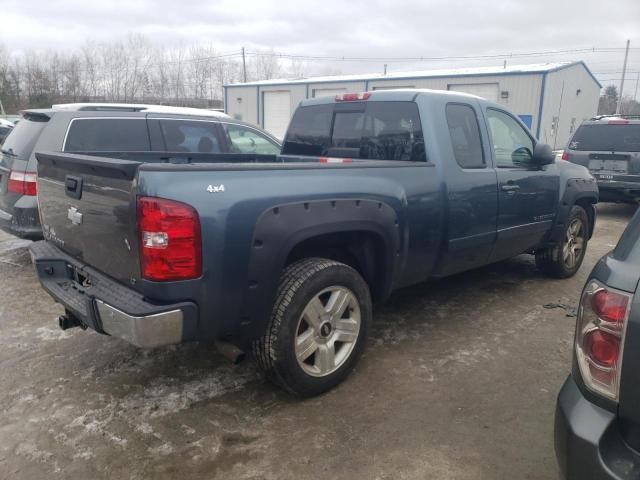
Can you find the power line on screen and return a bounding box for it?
[244,46,640,63]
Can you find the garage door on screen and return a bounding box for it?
[312,88,346,98]
[448,83,499,102]
[263,91,292,140]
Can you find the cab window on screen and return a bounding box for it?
[486,109,534,168]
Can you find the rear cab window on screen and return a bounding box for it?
[64,118,151,152]
[283,101,426,161]
[570,123,640,152]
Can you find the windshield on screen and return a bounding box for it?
[1,116,49,159]
[569,123,640,152]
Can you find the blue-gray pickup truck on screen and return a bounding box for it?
[30,89,598,396]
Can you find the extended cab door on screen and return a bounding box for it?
[485,108,560,261]
[435,101,498,276]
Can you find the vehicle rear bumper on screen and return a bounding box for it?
[555,375,640,479]
[29,240,198,348]
[0,195,42,239]
[597,181,640,202]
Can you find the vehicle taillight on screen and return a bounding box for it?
[561,151,569,161]
[335,92,371,102]
[8,171,37,196]
[608,119,629,125]
[575,280,633,401]
[137,196,202,282]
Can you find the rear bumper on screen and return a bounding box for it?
[29,241,198,348]
[555,375,640,479]
[597,181,640,202]
[0,196,43,239]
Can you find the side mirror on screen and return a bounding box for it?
[533,143,555,166]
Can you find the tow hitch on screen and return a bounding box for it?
[58,310,86,331]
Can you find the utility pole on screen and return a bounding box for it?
[242,47,247,83]
[383,64,387,75]
[615,39,630,115]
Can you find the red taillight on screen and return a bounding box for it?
[8,171,37,196]
[591,289,630,326]
[575,281,633,401]
[561,151,569,161]
[585,330,620,368]
[335,92,371,102]
[137,196,202,282]
[608,119,629,125]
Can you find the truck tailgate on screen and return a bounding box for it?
[36,152,141,284]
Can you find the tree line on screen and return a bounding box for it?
[598,85,640,115]
[0,34,312,114]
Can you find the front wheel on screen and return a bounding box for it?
[535,205,589,278]
[253,258,372,397]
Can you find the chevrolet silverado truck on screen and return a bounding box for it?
[30,90,598,397]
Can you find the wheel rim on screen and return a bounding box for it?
[563,217,585,269]
[294,286,361,378]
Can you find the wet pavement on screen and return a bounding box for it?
[0,203,637,479]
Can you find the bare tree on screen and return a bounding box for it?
[0,33,313,113]
[251,50,282,81]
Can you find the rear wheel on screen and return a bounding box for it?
[253,258,371,397]
[536,205,589,278]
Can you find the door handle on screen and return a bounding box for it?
[501,184,520,192]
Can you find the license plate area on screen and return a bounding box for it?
[589,159,629,173]
[597,173,614,181]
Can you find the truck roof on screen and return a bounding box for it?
[299,88,488,107]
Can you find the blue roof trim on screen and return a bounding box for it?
[256,86,260,125]
[536,73,547,139]
[223,62,601,89]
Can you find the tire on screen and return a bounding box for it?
[253,258,372,397]
[536,205,589,278]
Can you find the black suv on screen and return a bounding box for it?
[555,207,640,479]
[563,115,640,203]
[0,103,281,238]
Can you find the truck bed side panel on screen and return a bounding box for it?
[136,162,443,341]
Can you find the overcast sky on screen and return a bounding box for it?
[1,0,639,88]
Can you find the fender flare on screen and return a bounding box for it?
[549,178,598,244]
[238,198,401,340]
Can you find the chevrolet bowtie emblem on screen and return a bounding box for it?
[67,206,83,225]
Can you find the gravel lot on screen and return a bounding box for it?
[0,203,637,480]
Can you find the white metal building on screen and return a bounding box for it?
[224,61,601,149]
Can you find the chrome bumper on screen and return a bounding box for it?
[30,241,198,349]
[95,300,184,348]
